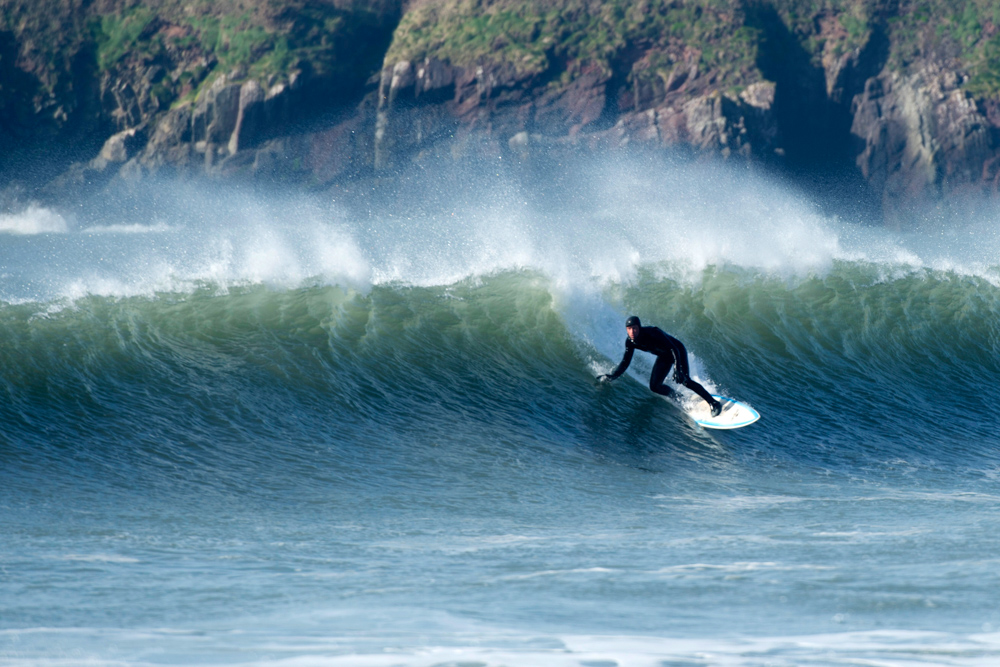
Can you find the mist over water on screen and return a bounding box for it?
[9,156,1000,299]
[3,157,1000,665]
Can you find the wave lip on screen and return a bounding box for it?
[8,162,1000,305]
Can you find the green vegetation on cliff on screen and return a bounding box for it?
[93,6,156,71]
[386,0,762,92]
[383,0,1000,99]
[885,0,1000,96]
[90,0,398,94]
[0,0,400,123]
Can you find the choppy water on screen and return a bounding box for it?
[3,161,1000,665]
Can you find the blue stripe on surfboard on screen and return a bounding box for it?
[692,394,760,429]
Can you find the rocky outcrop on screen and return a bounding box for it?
[371,53,782,174]
[852,65,996,219]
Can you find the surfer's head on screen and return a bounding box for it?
[625,315,641,340]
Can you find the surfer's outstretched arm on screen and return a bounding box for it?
[599,338,634,382]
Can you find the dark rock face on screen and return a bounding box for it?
[193,79,241,147]
[370,53,782,178]
[852,65,997,220]
[0,28,106,186]
[230,80,266,154]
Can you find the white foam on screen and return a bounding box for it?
[365,207,537,287]
[80,222,174,234]
[0,205,68,234]
[653,561,836,574]
[0,194,372,303]
[497,567,617,581]
[4,627,1000,666]
[56,554,140,564]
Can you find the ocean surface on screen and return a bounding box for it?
[3,161,1000,666]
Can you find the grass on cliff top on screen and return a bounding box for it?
[386,0,1000,99]
[383,0,886,93]
[0,0,400,107]
[882,0,1000,95]
[93,6,157,71]
[755,0,1000,96]
[386,0,763,89]
[90,1,395,79]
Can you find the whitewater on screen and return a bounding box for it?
[2,158,1000,666]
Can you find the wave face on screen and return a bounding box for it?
[3,266,1000,482]
[4,161,1000,665]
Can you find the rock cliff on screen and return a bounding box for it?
[3,0,1000,221]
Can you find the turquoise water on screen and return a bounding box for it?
[3,163,1000,665]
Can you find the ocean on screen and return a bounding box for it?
[2,159,1000,665]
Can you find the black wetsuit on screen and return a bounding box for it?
[607,326,716,405]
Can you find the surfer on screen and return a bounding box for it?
[599,316,723,417]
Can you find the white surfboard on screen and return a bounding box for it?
[685,394,760,430]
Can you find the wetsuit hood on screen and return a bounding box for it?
[625,315,641,328]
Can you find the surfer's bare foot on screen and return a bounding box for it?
[710,400,723,417]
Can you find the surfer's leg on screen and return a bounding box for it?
[673,346,722,416]
[681,376,717,407]
[648,355,675,398]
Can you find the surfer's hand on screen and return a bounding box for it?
[597,374,612,383]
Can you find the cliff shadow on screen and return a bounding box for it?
[0,30,110,193]
[0,30,42,184]
[746,4,888,223]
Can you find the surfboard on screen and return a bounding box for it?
[685,394,760,430]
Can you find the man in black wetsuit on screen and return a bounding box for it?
[599,315,723,417]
